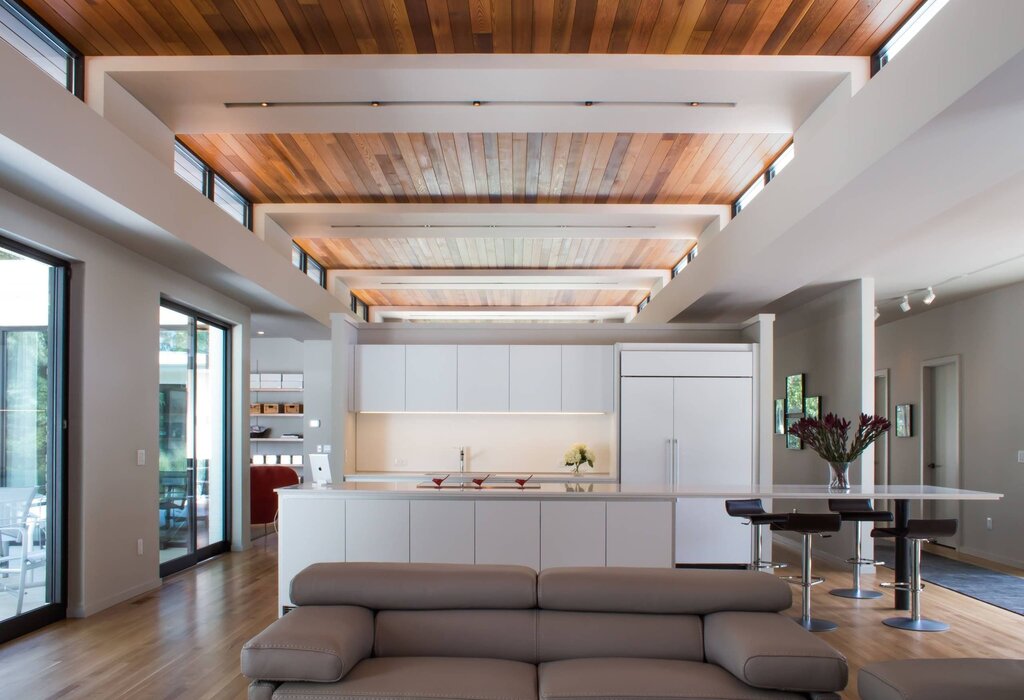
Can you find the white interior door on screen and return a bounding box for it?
[619,377,674,487]
[673,377,753,564]
[923,360,961,545]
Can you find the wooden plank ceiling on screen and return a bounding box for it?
[26,0,922,56]
[179,132,790,205]
[298,237,693,269]
[353,289,647,307]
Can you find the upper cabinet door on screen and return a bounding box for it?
[406,345,457,412]
[562,345,614,413]
[509,345,561,412]
[457,345,510,412]
[355,345,405,412]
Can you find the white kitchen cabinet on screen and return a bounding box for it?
[619,350,755,565]
[278,497,345,610]
[540,501,606,568]
[562,345,613,413]
[620,350,753,378]
[606,501,674,568]
[410,500,475,564]
[457,345,510,412]
[673,377,752,564]
[405,345,457,412]
[355,345,406,412]
[509,345,561,412]
[475,500,540,569]
[346,499,410,562]
[619,377,675,486]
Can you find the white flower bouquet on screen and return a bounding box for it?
[563,442,596,475]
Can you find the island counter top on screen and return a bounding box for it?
[278,482,1003,501]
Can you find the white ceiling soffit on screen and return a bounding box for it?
[334,268,669,291]
[370,306,636,323]
[639,0,1024,323]
[94,54,867,135]
[262,203,726,241]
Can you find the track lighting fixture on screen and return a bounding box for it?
[874,306,881,321]
[899,295,911,313]
[370,101,381,107]
[923,287,936,304]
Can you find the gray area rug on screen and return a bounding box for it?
[875,542,1024,616]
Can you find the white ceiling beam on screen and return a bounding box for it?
[370,306,637,323]
[90,54,866,134]
[334,268,669,290]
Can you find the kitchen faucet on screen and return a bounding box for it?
[459,447,466,473]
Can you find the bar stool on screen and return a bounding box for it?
[772,512,843,632]
[872,518,958,632]
[827,499,892,599]
[725,499,788,572]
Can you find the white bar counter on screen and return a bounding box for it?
[275,482,1001,612]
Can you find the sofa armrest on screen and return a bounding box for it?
[704,612,848,693]
[241,605,373,683]
[248,681,280,700]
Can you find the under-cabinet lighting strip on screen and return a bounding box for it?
[358,411,605,415]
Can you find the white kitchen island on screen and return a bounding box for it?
[275,482,1002,613]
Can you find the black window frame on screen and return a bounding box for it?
[291,243,327,289]
[172,139,252,230]
[350,294,368,322]
[0,0,82,99]
[871,0,948,76]
[732,141,794,217]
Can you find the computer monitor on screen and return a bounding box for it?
[308,453,332,485]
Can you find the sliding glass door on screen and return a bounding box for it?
[158,302,229,577]
[0,235,68,644]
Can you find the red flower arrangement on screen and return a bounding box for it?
[788,413,891,489]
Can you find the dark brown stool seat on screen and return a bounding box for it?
[724,499,788,572]
[872,518,958,632]
[772,512,842,632]
[828,499,892,599]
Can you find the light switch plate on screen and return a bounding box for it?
[137,449,146,466]
[1018,450,1024,463]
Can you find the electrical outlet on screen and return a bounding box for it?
[323,445,332,454]
[136,449,146,466]
[986,517,993,531]
[137,538,144,555]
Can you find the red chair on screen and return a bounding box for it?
[250,466,299,538]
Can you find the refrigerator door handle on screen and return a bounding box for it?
[665,439,673,485]
[673,438,680,488]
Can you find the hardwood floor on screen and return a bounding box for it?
[0,536,1020,699]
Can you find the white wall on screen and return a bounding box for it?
[355,413,614,475]
[876,281,1024,568]
[1,185,251,618]
[773,279,875,560]
[87,74,174,169]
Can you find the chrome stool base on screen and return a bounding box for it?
[830,587,883,599]
[796,617,839,632]
[883,617,949,632]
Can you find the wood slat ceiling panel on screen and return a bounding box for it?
[297,237,694,269]
[353,289,647,307]
[25,0,923,56]
[179,132,791,204]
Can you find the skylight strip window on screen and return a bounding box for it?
[671,245,699,279]
[873,0,950,74]
[0,0,81,96]
[213,174,251,228]
[174,140,253,230]
[174,143,207,194]
[292,243,328,290]
[732,142,794,216]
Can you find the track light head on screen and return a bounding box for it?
[874,306,881,321]
[923,286,936,304]
[899,295,911,313]
[370,101,381,107]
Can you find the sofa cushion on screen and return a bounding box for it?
[704,612,848,692]
[537,611,703,663]
[538,658,806,700]
[291,562,537,609]
[538,567,791,614]
[272,657,537,700]
[241,606,373,683]
[375,610,538,663]
[858,659,1024,700]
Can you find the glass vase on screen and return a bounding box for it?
[828,461,851,490]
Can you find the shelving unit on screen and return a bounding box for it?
[250,370,305,479]
[251,437,303,443]
[250,413,303,418]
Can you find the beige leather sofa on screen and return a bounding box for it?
[242,563,848,700]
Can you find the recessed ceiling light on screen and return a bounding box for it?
[689,101,701,107]
[259,101,269,107]
[923,286,936,304]
[472,100,482,107]
[899,295,911,313]
[256,330,265,335]
[370,101,381,107]
[584,101,594,107]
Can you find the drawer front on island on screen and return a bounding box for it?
[541,501,606,569]
[346,500,410,562]
[410,500,475,564]
[475,500,540,569]
[607,501,674,567]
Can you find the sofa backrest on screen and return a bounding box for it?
[538,567,792,614]
[288,563,792,665]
